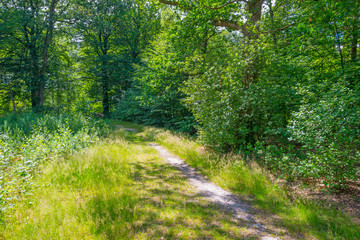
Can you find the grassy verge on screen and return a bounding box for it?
[0,113,108,225]
[2,129,264,239]
[140,125,360,240]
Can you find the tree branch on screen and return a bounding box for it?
[159,0,294,35]
[41,0,59,75]
[212,19,243,31]
[14,36,28,47]
[158,0,191,10]
[260,22,297,34]
[197,0,246,10]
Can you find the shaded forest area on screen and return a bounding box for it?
[0,0,359,191]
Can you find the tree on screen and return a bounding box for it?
[0,0,70,108]
[118,8,197,132]
[76,0,160,117]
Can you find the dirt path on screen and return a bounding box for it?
[117,125,282,239]
[150,142,279,240]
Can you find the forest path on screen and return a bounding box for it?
[118,125,284,240]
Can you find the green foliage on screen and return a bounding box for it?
[114,9,197,133]
[0,112,109,221]
[142,125,360,239]
[288,83,360,186]
[113,89,196,133]
[76,0,161,117]
[175,0,360,187]
[253,82,360,187]
[2,129,258,239]
[0,0,359,192]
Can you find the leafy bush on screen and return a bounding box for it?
[0,112,109,220]
[256,83,360,187]
[184,54,300,152]
[287,83,360,186]
[112,16,197,134]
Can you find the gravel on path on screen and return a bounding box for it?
[150,142,279,240]
[117,125,282,239]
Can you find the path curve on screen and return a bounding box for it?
[118,126,280,239]
[150,143,279,240]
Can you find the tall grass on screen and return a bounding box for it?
[2,129,260,239]
[0,112,108,223]
[142,126,360,240]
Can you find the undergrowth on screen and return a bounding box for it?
[142,125,360,240]
[2,129,260,239]
[0,112,108,223]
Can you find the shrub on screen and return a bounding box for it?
[0,112,109,220]
[287,83,360,187]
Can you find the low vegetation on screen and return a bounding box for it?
[1,117,359,239]
[142,125,360,239]
[0,113,108,224]
[2,129,264,239]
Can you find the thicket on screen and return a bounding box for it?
[113,10,197,133]
[0,112,108,222]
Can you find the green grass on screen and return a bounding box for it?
[3,121,359,239]
[139,124,360,240]
[2,129,263,239]
[0,113,108,221]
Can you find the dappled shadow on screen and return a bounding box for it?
[127,158,274,239]
[111,128,148,145]
[111,127,288,239]
[86,193,143,240]
[104,124,360,239]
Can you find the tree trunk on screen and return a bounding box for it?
[102,78,110,118]
[241,0,264,86]
[5,79,17,113]
[351,9,358,62]
[31,74,45,108]
[240,0,264,145]
[9,89,16,113]
[30,50,45,108]
[267,0,278,47]
[102,59,110,118]
[28,0,58,109]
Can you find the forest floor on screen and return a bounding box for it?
[281,177,360,220]
[2,127,283,239]
[121,126,284,239]
[2,124,359,239]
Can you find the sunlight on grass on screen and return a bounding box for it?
[141,125,360,240]
[2,129,261,239]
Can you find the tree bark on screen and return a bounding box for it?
[5,79,17,113]
[102,77,110,118]
[102,60,110,118]
[27,0,58,108]
[241,0,264,85]
[351,9,359,62]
